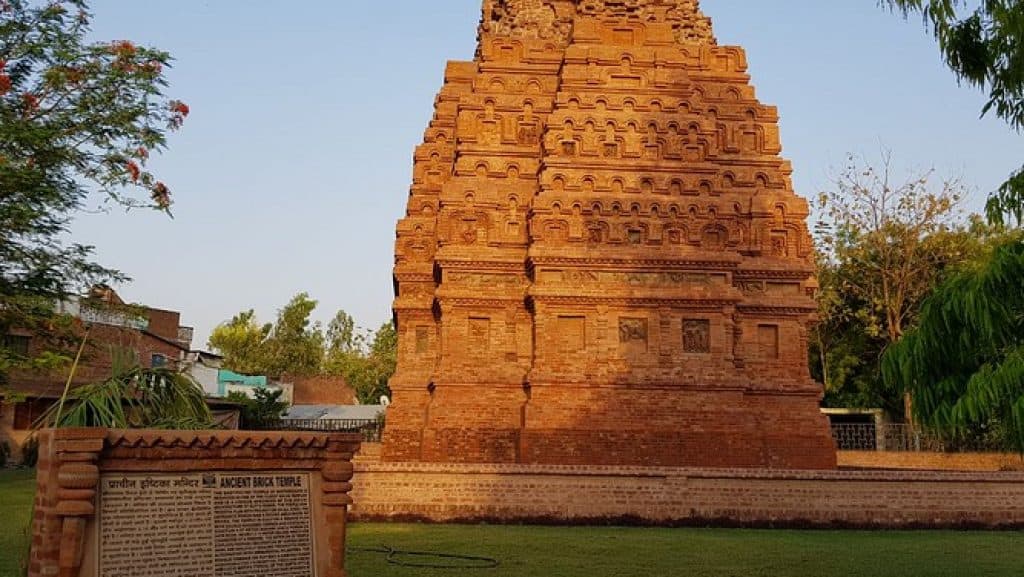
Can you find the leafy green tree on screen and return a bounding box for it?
[1,0,187,380]
[227,387,289,429]
[365,321,397,401]
[816,154,972,343]
[882,0,1023,224]
[207,310,271,375]
[879,1,1024,445]
[883,232,1024,449]
[209,293,325,378]
[811,254,895,413]
[324,317,396,405]
[262,293,324,378]
[211,298,397,403]
[326,310,360,354]
[813,155,984,415]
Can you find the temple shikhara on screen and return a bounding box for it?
[384,0,837,469]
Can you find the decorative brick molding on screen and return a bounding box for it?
[350,459,1024,528]
[30,428,360,577]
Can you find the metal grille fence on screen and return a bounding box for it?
[831,423,1001,452]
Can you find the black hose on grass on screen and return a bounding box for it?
[350,545,500,569]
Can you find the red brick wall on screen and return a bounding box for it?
[144,308,182,343]
[350,460,1024,528]
[838,451,1024,472]
[7,324,184,395]
[288,375,357,405]
[384,388,836,469]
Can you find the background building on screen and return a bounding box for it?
[1,288,194,460]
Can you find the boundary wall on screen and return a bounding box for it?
[837,450,1024,472]
[350,459,1024,528]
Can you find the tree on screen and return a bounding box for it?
[206,310,271,375]
[323,317,396,405]
[1,1,187,379]
[365,321,397,402]
[813,154,983,414]
[326,310,359,354]
[209,293,325,378]
[879,1,1024,445]
[882,0,1023,225]
[817,154,974,343]
[262,293,324,378]
[227,387,289,429]
[883,232,1024,449]
[811,253,896,413]
[211,298,397,403]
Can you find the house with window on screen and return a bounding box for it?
[1,287,194,462]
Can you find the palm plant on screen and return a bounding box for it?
[38,350,213,430]
[883,234,1024,450]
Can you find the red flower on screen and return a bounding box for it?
[151,182,171,209]
[0,74,10,96]
[136,147,149,160]
[23,93,39,115]
[126,160,141,182]
[111,40,136,56]
[169,100,190,117]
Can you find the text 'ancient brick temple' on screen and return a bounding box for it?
[384,0,837,470]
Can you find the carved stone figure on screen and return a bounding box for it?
[619,318,648,343]
[683,319,710,353]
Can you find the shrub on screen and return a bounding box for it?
[20,436,38,468]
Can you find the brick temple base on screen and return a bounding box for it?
[382,386,837,469]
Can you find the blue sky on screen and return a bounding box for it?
[73,0,1020,348]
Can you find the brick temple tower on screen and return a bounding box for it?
[383,0,837,469]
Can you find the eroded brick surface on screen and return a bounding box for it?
[384,0,835,469]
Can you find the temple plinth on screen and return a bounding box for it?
[383,0,837,469]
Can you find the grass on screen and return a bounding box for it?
[0,469,35,577]
[3,469,1023,577]
[347,523,1024,577]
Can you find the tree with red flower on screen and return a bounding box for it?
[1,0,192,381]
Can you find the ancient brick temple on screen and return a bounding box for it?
[384,0,837,469]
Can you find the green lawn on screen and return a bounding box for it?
[347,524,1024,577]
[2,469,1023,577]
[0,469,35,577]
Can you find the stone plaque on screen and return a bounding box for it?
[99,472,314,577]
